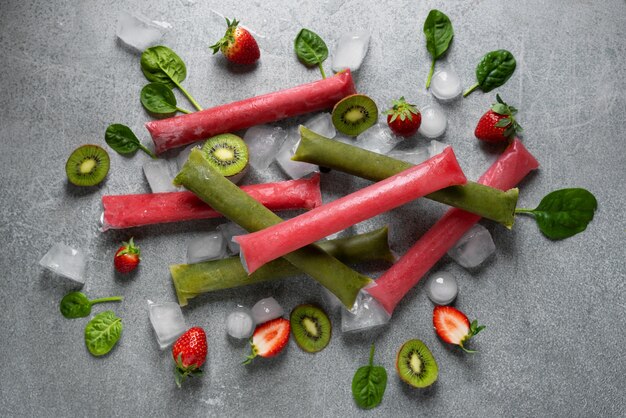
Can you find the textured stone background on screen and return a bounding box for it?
[1,0,625,416]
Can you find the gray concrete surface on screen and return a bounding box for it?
[1,0,625,416]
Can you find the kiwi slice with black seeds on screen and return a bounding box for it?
[290,304,331,353]
[65,144,110,186]
[331,94,378,136]
[201,133,249,184]
[395,339,438,388]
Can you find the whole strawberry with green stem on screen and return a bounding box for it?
[172,327,208,388]
[114,237,141,273]
[384,97,421,137]
[474,94,523,142]
[210,18,260,65]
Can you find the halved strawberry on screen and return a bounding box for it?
[433,305,485,353]
[243,317,290,364]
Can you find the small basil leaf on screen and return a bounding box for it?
[423,10,454,60]
[476,49,516,92]
[60,292,92,318]
[517,188,598,240]
[84,311,122,357]
[140,82,178,117]
[352,345,387,409]
[105,124,141,154]
[294,29,328,67]
[141,46,187,88]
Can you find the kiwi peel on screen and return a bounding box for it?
[65,144,110,187]
[331,94,378,136]
[290,304,331,353]
[201,133,249,184]
[395,339,438,388]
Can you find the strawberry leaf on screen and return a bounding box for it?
[495,118,511,128]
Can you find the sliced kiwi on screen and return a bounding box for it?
[65,144,110,186]
[290,304,331,353]
[395,339,438,388]
[331,94,378,136]
[201,133,249,184]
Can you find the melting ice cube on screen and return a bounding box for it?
[226,305,255,339]
[251,297,284,324]
[356,123,404,154]
[39,243,87,284]
[304,113,336,139]
[341,290,390,332]
[321,287,343,313]
[331,30,371,73]
[116,11,170,52]
[447,224,496,268]
[217,222,247,255]
[425,271,458,305]
[143,160,179,193]
[418,105,447,138]
[430,68,463,101]
[148,301,187,349]
[176,144,200,170]
[276,129,319,179]
[244,125,288,171]
[187,232,228,264]
[387,147,430,165]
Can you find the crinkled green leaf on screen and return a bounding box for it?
[141,46,187,87]
[294,29,328,67]
[423,10,454,60]
[476,50,516,92]
[84,311,122,357]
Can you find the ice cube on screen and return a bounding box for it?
[226,305,255,339]
[251,297,284,324]
[331,30,371,73]
[333,133,355,145]
[217,222,247,255]
[387,147,430,165]
[341,290,390,332]
[148,301,187,349]
[447,224,496,268]
[425,271,458,305]
[304,113,336,139]
[39,243,87,284]
[244,125,288,171]
[418,105,447,138]
[276,129,319,179]
[143,160,179,193]
[116,11,170,52]
[176,144,200,170]
[430,68,462,101]
[356,123,404,154]
[187,232,228,264]
[427,140,449,158]
[321,287,343,313]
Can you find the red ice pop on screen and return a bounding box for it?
[234,147,467,274]
[366,139,539,315]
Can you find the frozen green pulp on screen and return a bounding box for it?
[173,148,373,308]
[293,126,519,228]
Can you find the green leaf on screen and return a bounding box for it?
[294,29,328,78]
[516,188,598,240]
[140,46,187,88]
[423,10,453,60]
[352,344,387,409]
[475,49,516,92]
[105,124,156,159]
[140,82,178,117]
[84,311,123,356]
[495,118,511,127]
[60,292,92,318]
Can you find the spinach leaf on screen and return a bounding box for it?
[141,46,202,111]
[463,50,516,97]
[60,292,123,319]
[84,311,123,357]
[294,29,328,79]
[140,82,191,118]
[105,123,157,159]
[423,9,454,88]
[516,188,598,240]
[352,344,387,409]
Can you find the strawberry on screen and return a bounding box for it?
[433,305,485,353]
[172,327,208,388]
[113,237,140,273]
[210,18,260,65]
[243,317,290,364]
[384,96,421,137]
[474,94,523,142]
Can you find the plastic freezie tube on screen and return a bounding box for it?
[234,147,467,274]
